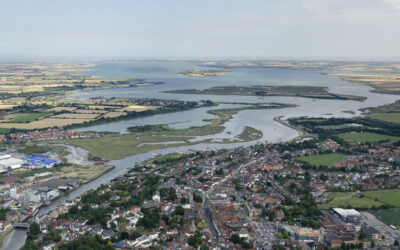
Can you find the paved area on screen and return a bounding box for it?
[360,212,400,246]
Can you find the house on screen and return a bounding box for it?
[362,226,382,241]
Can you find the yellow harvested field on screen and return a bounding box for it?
[47,107,77,112]
[86,105,119,110]
[51,113,99,119]
[0,118,92,129]
[0,85,44,93]
[0,114,18,122]
[102,112,126,118]
[75,109,108,114]
[117,105,159,112]
[0,104,16,110]
[329,73,400,94]
[0,97,26,104]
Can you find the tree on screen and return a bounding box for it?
[131,231,141,240]
[193,193,203,203]
[174,205,185,216]
[200,246,210,250]
[29,222,41,235]
[358,231,367,240]
[394,240,399,246]
[58,235,113,250]
[197,220,206,231]
[188,234,202,247]
[230,234,241,244]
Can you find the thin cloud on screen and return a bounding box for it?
[385,0,400,9]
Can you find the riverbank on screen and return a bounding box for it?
[82,165,115,183]
[273,116,314,142]
[0,226,14,249]
[164,85,367,101]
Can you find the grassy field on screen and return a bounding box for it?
[0,128,10,134]
[338,132,400,143]
[318,192,384,209]
[55,133,197,160]
[57,165,108,179]
[365,190,400,207]
[8,112,50,123]
[319,190,400,210]
[150,153,186,164]
[369,113,400,124]
[295,153,348,167]
[370,209,400,226]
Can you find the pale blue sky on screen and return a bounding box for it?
[1,0,400,59]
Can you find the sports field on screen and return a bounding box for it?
[338,132,400,143]
[319,190,400,209]
[295,153,348,167]
[365,190,400,207]
[318,192,384,209]
[370,209,400,226]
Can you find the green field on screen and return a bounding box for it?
[318,192,384,210]
[370,209,400,226]
[295,153,348,167]
[319,190,400,210]
[338,132,400,143]
[151,153,186,164]
[365,190,400,207]
[0,128,10,134]
[8,112,49,123]
[369,112,400,124]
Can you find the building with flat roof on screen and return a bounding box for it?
[333,208,361,220]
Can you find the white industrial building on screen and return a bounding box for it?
[333,208,361,220]
[0,155,24,170]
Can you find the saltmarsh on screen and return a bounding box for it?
[51,103,289,160]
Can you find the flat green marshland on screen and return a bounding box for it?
[338,132,400,143]
[235,126,263,141]
[369,112,400,124]
[295,153,348,167]
[52,104,275,160]
[164,85,366,101]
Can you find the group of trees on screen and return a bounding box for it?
[160,187,177,201]
[193,192,203,203]
[230,233,253,249]
[136,207,160,229]
[281,183,321,229]
[57,235,113,250]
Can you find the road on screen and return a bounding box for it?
[202,159,258,244]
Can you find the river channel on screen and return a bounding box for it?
[2,61,399,250]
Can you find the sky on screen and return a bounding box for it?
[1,0,400,59]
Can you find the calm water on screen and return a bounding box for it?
[72,60,399,143]
[3,61,399,250]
